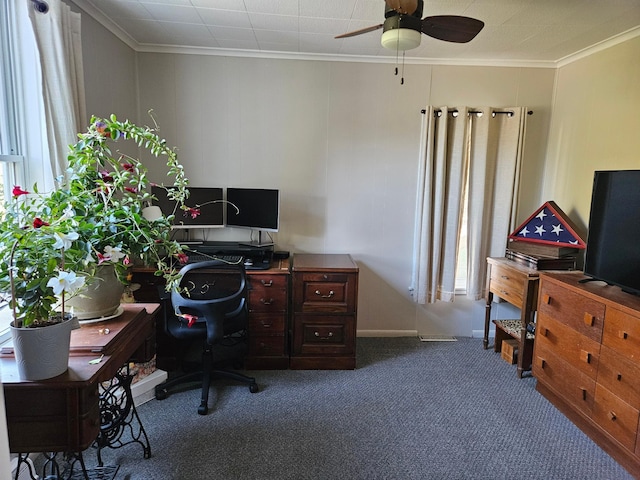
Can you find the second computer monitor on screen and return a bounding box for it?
[226,187,279,232]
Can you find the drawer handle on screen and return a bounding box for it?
[580,350,591,364]
[538,358,546,369]
[261,279,274,287]
[499,290,509,296]
[261,322,272,328]
[501,275,510,280]
[619,331,629,340]
[617,373,622,381]
[314,331,334,339]
[608,411,617,421]
[260,298,274,305]
[542,294,551,305]
[315,290,335,298]
[583,313,595,327]
[581,388,587,401]
[538,326,548,337]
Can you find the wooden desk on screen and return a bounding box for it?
[1,303,158,454]
[131,260,291,370]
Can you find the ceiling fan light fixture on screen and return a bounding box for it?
[381,27,421,51]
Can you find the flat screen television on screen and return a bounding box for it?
[583,169,640,295]
[152,186,224,229]
[226,188,280,233]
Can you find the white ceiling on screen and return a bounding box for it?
[76,0,640,66]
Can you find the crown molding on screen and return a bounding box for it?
[71,0,639,71]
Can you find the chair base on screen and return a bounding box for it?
[155,368,258,415]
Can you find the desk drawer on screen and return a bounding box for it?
[490,264,526,307]
[294,273,357,313]
[292,314,355,355]
[248,313,286,335]
[248,288,287,313]
[538,280,605,342]
[249,334,287,357]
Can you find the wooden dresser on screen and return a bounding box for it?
[533,271,640,478]
[291,254,359,369]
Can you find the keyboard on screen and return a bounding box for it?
[185,253,243,265]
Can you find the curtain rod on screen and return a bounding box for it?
[420,109,533,117]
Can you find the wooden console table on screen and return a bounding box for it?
[1,303,158,477]
[484,257,539,378]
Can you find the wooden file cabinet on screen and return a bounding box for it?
[484,257,539,378]
[533,272,640,478]
[291,254,359,369]
[244,260,290,369]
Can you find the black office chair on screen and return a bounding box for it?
[154,260,258,415]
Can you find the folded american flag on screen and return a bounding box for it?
[508,201,586,249]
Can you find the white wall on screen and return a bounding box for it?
[133,53,554,336]
[74,7,567,336]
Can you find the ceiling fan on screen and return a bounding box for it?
[335,0,484,52]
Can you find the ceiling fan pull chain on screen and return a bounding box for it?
[401,51,405,85]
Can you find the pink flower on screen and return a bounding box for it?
[185,207,200,219]
[32,217,49,228]
[12,186,29,197]
[98,170,113,182]
[121,163,134,172]
[176,253,189,264]
[124,186,138,194]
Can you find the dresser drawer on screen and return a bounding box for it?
[248,274,288,291]
[598,345,640,408]
[294,273,357,313]
[593,384,639,452]
[603,307,640,363]
[292,315,355,355]
[536,314,600,379]
[533,342,596,414]
[538,281,605,342]
[489,263,527,307]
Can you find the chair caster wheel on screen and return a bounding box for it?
[155,388,167,400]
[249,383,259,393]
[198,404,208,415]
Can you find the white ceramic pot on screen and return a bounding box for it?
[10,317,74,380]
[66,264,124,320]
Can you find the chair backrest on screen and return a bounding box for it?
[169,260,248,345]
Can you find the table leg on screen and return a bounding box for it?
[94,364,151,465]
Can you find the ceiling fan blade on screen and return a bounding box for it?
[335,24,384,39]
[421,15,484,43]
[385,0,418,15]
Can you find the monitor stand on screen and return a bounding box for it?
[240,231,274,248]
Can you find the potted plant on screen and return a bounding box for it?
[0,113,192,379]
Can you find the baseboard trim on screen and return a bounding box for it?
[357,330,418,337]
[131,369,167,406]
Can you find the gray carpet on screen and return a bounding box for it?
[84,337,633,479]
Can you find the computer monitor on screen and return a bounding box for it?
[226,188,280,232]
[152,186,224,229]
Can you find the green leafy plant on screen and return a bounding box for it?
[0,113,191,327]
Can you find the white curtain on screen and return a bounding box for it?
[28,0,86,181]
[412,106,527,304]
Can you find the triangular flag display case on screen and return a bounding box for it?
[508,201,586,249]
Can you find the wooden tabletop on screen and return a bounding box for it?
[292,253,358,272]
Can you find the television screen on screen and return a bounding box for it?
[583,170,640,295]
[226,188,279,232]
[152,186,224,229]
